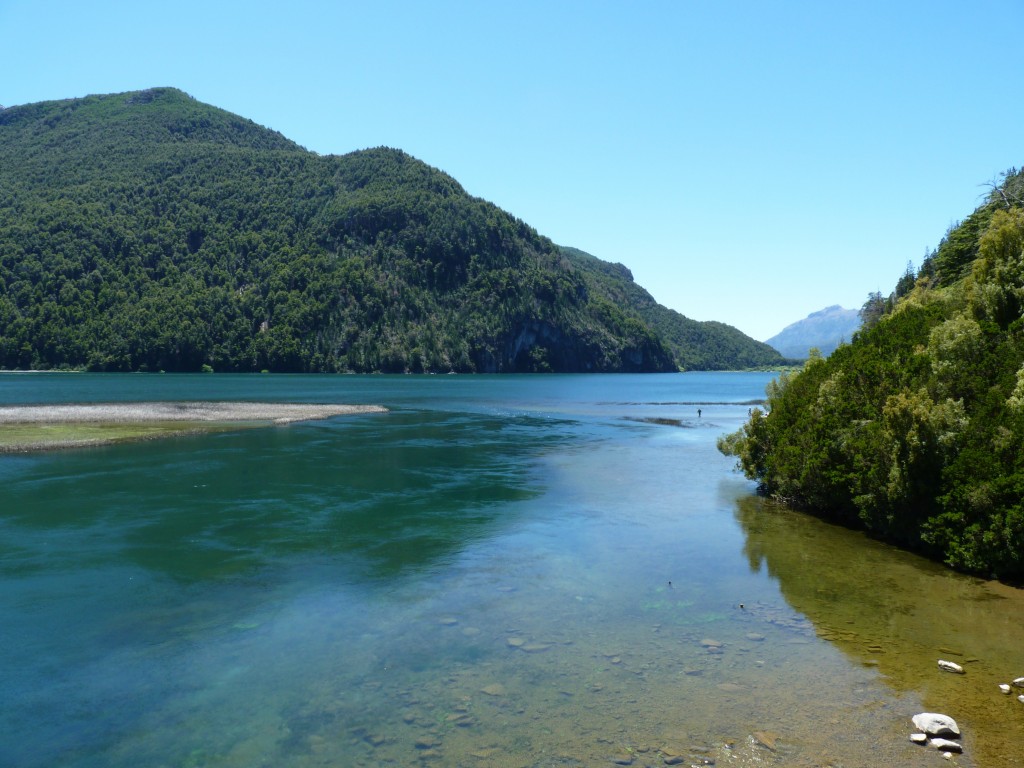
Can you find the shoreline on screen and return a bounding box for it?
[0,402,388,452]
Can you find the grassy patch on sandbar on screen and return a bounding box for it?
[0,402,387,453]
[0,420,240,453]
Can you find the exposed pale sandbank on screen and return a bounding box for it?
[0,402,387,424]
[0,402,387,452]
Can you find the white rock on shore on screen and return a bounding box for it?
[912,713,960,738]
[930,738,963,753]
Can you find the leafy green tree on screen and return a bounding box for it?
[858,291,886,330]
[969,207,1024,327]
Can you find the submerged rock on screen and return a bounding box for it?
[912,713,960,738]
[752,731,778,750]
[999,683,1012,694]
[521,642,552,653]
[445,713,474,727]
[1012,677,1024,688]
[938,659,965,674]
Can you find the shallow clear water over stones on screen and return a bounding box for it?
[1,373,1022,767]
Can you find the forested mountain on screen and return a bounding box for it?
[720,168,1024,580]
[559,247,785,370]
[763,305,860,359]
[0,87,783,373]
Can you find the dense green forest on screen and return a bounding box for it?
[0,87,782,373]
[719,168,1024,580]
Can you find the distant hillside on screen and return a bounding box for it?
[764,305,860,358]
[560,247,785,370]
[0,87,781,373]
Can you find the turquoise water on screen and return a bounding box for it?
[1,373,1021,767]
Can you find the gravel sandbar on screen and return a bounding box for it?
[0,402,387,452]
[0,402,387,424]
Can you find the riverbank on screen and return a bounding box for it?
[0,402,387,452]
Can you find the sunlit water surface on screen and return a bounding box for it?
[1,373,1021,768]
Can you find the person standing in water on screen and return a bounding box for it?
[697,408,702,418]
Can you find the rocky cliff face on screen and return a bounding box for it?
[470,319,668,373]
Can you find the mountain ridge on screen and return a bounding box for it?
[560,246,786,369]
[764,304,860,358]
[0,88,783,373]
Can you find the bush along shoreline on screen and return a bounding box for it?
[719,169,1024,583]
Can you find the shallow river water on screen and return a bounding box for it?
[1,373,1021,768]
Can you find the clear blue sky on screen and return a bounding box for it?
[3,0,1021,341]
